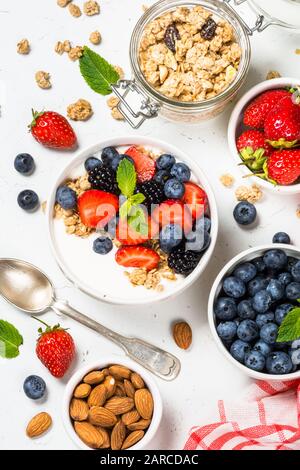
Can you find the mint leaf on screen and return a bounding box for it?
[130,193,145,205]
[277,307,300,342]
[117,159,136,198]
[0,320,23,359]
[119,199,132,220]
[79,46,120,96]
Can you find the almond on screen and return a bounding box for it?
[74,421,103,449]
[83,370,105,385]
[173,321,192,350]
[115,381,126,397]
[109,365,131,380]
[102,368,109,377]
[111,420,126,450]
[122,409,141,426]
[74,383,91,399]
[103,375,116,398]
[122,430,144,450]
[89,406,117,428]
[104,396,134,415]
[134,389,154,420]
[127,419,151,431]
[87,384,107,407]
[131,372,145,389]
[97,426,110,448]
[124,379,135,398]
[26,412,52,438]
[69,398,89,421]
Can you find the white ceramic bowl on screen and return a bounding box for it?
[62,356,163,450]
[208,244,300,381]
[46,136,218,305]
[228,77,300,195]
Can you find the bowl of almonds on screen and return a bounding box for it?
[62,357,162,450]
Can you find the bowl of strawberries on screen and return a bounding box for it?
[46,136,218,305]
[228,77,300,193]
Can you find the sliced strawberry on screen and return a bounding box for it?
[115,246,160,271]
[116,216,159,245]
[125,146,156,183]
[152,199,193,234]
[182,182,208,220]
[78,190,119,229]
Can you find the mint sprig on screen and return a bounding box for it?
[79,46,120,96]
[277,302,300,343]
[117,159,146,234]
[0,320,23,359]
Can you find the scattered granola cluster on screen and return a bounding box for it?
[55,40,71,55]
[17,39,30,55]
[219,173,235,188]
[235,184,262,204]
[68,45,84,61]
[35,71,52,89]
[139,5,241,102]
[266,70,281,80]
[107,96,125,121]
[57,0,72,6]
[89,30,102,45]
[67,99,93,121]
[83,0,100,16]
[68,3,82,17]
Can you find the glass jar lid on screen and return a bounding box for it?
[247,0,300,30]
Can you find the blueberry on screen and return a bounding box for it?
[223,276,246,299]
[204,217,211,233]
[93,236,113,255]
[237,320,259,343]
[56,186,77,210]
[84,156,101,172]
[170,162,191,182]
[159,224,183,254]
[248,276,269,297]
[23,375,46,400]
[111,154,134,172]
[164,178,185,199]
[291,260,300,282]
[101,146,119,167]
[291,349,300,366]
[186,228,211,253]
[252,257,266,273]
[214,297,237,320]
[154,170,169,185]
[266,351,293,375]
[217,321,237,342]
[286,282,300,300]
[272,232,291,244]
[252,290,272,313]
[256,312,275,329]
[237,300,256,320]
[263,249,287,270]
[253,340,273,357]
[230,340,251,363]
[274,304,293,325]
[278,272,292,286]
[260,323,278,345]
[234,262,257,283]
[287,257,298,273]
[104,216,119,238]
[291,339,300,350]
[266,279,285,301]
[14,153,35,175]
[156,154,176,171]
[17,190,39,212]
[244,351,266,372]
[233,201,257,225]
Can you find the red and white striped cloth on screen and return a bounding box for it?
[184,380,300,450]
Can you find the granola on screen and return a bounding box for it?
[235,184,262,204]
[17,39,30,55]
[68,46,84,61]
[114,65,125,80]
[57,0,72,6]
[35,71,51,89]
[266,70,281,80]
[89,30,102,45]
[83,0,100,16]
[67,99,93,121]
[220,173,234,188]
[139,5,241,102]
[111,107,125,121]
[68,3,82,17]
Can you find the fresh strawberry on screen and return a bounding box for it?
[243,89,290,129]
[116,216,159,245]
[237,130,273,156]
[78,189,119,229]
[29,110,77,149]
[35,319,75,378]
[152,199,193,234]
[266,149,300,185]
[125,146,156,183]
[115,246,160,271]
[182,182,208,220]
[264,94,300,146]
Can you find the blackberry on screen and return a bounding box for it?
[136,180,165,209]
[88,164,120,195]
[168,247,201,275]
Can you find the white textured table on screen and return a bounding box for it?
[0,0,299,450]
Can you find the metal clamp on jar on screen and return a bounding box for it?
[113,0,300,128]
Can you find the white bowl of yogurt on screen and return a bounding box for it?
[46,136,218,305]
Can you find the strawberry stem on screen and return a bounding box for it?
[28,109,44,130]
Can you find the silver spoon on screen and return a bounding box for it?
[0,258,181,381]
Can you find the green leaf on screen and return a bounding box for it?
[79,46,120,96]
[130,193,145,205]
[117,159,136,198]
[0,320,23,359]
[127,206,147,235]
[119,199,132,220]
[277,307,300,342]
[267,138,299,149]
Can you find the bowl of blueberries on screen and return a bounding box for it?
[208,238,300,380]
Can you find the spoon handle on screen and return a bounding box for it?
[52,300,181,381]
